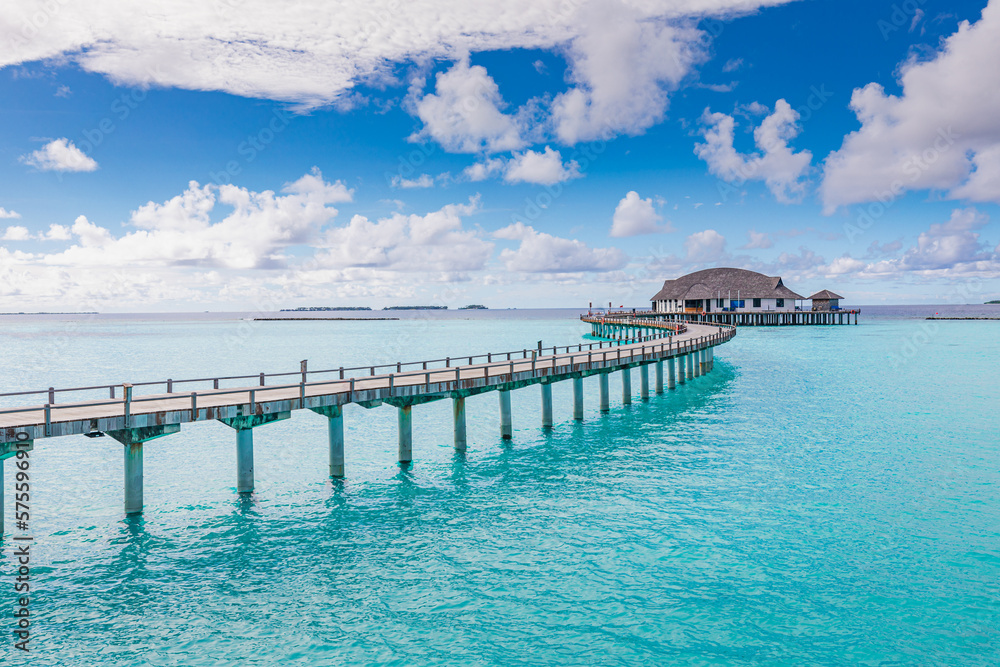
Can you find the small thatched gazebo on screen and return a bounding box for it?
[809,289,844,311]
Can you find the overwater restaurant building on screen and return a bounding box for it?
[651,268,806,314]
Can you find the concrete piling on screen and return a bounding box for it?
[328,406,345,477]
[667,356,676,389]
[622,368,632,405]
[453,397,467,451]
[236,429,254,493]
[398,405,412,463]
[655,361,664,395]
[573,378,584,420]
[499,391,512,439]
[686,353,694,381]
[640,364,649,400]
[541,382,553,428]
[599,373,610,412]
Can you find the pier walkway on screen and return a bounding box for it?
[0,320,734,525]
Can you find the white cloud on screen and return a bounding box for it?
[503,147,581,185]
[2,226,31,241]
[463,147,581,185]
[315,197,491,273]
[391,174,434,189]
[740,229,773,249]
[0,207,20,219]
[44,168,352,270]
[684,229,727,262]
[551,2,706,144]
[0,1,793,108]
[463,158,505,182]
[409,58,523,154]
[695,99,812,203]
[20,138,98,172]
[897,207,991,271]
[821,2,1000,211]
[494,222,626,272]
[610,191,673,237]
[40,224,73,241]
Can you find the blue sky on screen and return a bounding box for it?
[1,0,998,310]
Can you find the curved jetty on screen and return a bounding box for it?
[0,319,734,524]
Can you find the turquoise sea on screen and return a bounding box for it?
[0,307,998,665]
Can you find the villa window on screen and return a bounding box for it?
[776,298,784,308]
[753,298,761,308]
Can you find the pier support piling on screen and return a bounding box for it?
[235,429,254,493]
[655,361,664,395]
[686,353,694,381]
[499,391,512,439]
[573,378,584,421]
[667,356,676,389]
[218,412,290,494]
[310,405,345,477]
[639,364,650,400]
[599,373,610,412]
[540,383,553,428]
[453,397,467,451]
[328,407,345,476]
[622,368,631,405]
[398,405,412,463]
[106,425,180,514]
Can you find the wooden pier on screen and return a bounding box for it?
[0,320,734,525]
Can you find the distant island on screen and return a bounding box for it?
[383,305,448,310]
[459,304,487,310]
[0,311,99,315]
[280,306,372,311]
[987,300,1000,304]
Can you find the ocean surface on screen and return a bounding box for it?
[0,306,997,665]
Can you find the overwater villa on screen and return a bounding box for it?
[651,268,806,314]
[645,268,857,325]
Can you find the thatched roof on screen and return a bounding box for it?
[808,289,844,300]
[651,268,805,302]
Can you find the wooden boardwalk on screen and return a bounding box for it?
[1,321,730,439]
[0,319,734,522]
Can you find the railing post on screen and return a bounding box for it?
[301,360,308,384]
[167,379,173,393]
[123,383,133,428]
[191,392,198,419]
[259,373,265,386]
[48,387,55,404]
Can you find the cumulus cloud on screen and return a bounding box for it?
[20,138,98,172]
[391,174,434,189]
[810,209,1000,281]
[43,168,352,270]
[695,99,812,203]
[503,147,581,185]
[494,222,626,272]
[551,2,707,144]
[410,58,524,153]
[821,2,1000,211]
[1,226,31,241]
[0,1,792,108]
[463,147,581,185]
[610,191,672,237]
[0,207,20,219]
[315,197,492,273]
[684,229,727,262]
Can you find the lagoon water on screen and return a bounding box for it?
[0,307,998,665]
